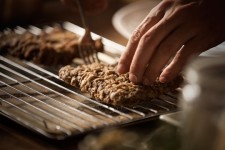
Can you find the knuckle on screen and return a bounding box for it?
[130,28,142,43]
[140,33,153,45]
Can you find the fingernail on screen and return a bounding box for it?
[129,73,138,83]
[159,76,167,83]
[143,77,150,85]
[117,63,126,74]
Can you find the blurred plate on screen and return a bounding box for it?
[200,42,225,57]
[112,0,160,39]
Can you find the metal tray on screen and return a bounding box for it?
[0,22,180,140]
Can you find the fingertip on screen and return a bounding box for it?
[159,75,167,83]
[143,65,162,84]
[129,73,139,84]
[160,58,185,83]
[159,69,174,83]
[117,63,128,74]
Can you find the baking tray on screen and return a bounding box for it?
[0,22,180,140]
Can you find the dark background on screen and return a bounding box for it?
[0,0,129,45]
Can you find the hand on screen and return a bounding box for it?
[61,0,108,14]
[117,0,225,84]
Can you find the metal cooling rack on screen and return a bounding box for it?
[0,22,180,140]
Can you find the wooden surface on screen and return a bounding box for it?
[0,115,181,150]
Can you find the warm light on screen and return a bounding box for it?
[182,84,201,103]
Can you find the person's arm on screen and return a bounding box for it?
[117,0,225,85]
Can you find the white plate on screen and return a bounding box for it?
[200,42,225,57]
[112,0,160,39]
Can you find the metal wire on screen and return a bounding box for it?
[0,23,179,139]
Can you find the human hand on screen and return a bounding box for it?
[117,0,225,84]
[61,0,108,14]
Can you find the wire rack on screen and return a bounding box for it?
[0,22,180,140]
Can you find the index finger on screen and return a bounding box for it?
[117,1,170,74]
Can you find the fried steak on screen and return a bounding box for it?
[59,63,183,106]
[0,27,103,65]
